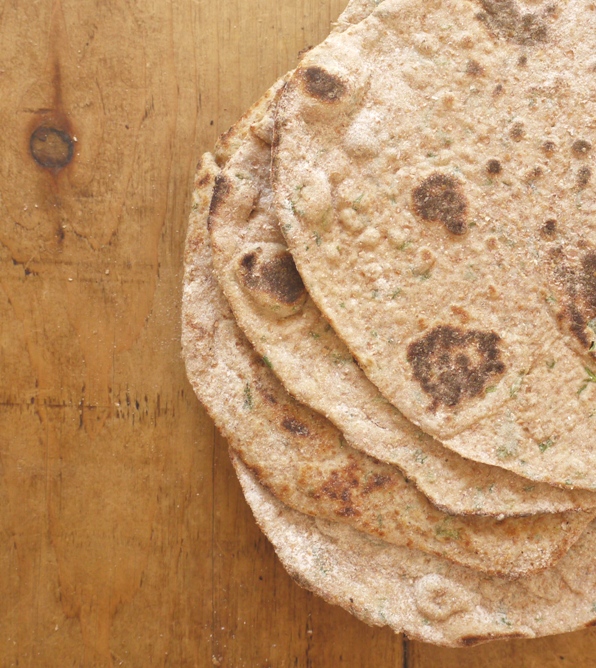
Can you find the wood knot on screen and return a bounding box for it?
[30,126,74,170]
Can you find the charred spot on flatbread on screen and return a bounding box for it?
[299,66,347,102]
[540,219,557,239]
[407,325,506,410]
[578,166,592,187]
[475,0,548,45]
[549,250,596,353]
[282,416,310,436]
[573,139,592,156]
[236,244,307,316]
[412,173,469,235]
[196,172,212,188]
[208,174,231,224]
[312,463,362,519]
[362,473,393,495]
[509,121,525,142]
[486,159,502,175]
[466,59,484,76]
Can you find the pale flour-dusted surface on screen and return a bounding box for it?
[208,98,596,517]
[234,456,596,647]
[273,0,596,488]
[182,153,595,578]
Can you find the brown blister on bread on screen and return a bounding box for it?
[572,139,592,156]
[412,173,469,235]
[542,139,556,155]
[549,249,596,352]
[540,218,557,239]
[236,244,308,317]
[282,416,311,436]
[208,174,231,225]
[299,66,347,102]
[466,59,484,76]
[509,121,526,142]
[476,0,548,45]
[577,165,592,187]
[311,463,363,519]
[407,325,506,410]
[309,460,397,523]
[486,159,502,175]
[196,172,212,188]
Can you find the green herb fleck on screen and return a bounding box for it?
[545,294,557,304]
[352,193,364,210]
[579,366,596,395]
[314,232,322,246]
[435,521,461,541]
[546,359,556,369]
[485,385,497,394]
[262,356,272,369]
[538,438,554,453]
[523,484,536,492]
[309,331,320,340]
[243,383,253,410]
[339,302,346,309]
[510,373,525,398]
[391,289,402,299]
[413,449,428,465]
[496,445,516,460]
[331,352,352,366]
[372,290,379,299]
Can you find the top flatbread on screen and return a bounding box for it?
[273,0,596,488]
[208,91,596,517]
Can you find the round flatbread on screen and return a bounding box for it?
[273,0,596,489]
[233,454,596,647]
[209,92,596,517]
[183,152,594,578]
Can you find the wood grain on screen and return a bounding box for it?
[0,0,594,665]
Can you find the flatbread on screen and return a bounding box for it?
[213,0,382,166]
[233,454,596,647]
[208,93,596,517]
[273,0,596,488]
[182,152,595,578]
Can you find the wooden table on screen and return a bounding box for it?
[2,0,596,665]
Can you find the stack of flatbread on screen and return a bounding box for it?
[182,0,596,646]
